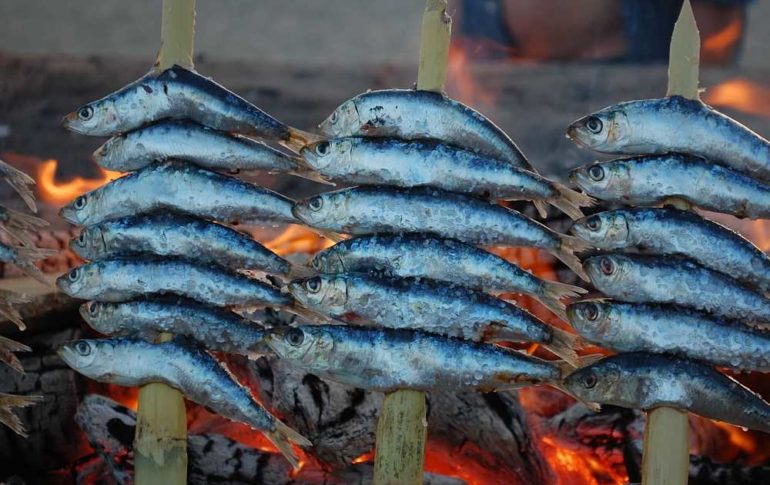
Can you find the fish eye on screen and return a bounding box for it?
[329,111,339,124]
[74,196,88,210]
[585,216,602,231]
[285,328,305,347]
[582,372,598,389]
[600,257,615,275]
[87,302,100,317]
[311,257,322,270]
[588,165,605,181]
[308,196,323,211]
[77,232,87,245]
[583,303,599,321]
[315,141,330,156]
[78,105,94,121]
[75,341,91,356]
[305,277,322,293]
[68,268,81,282]
[585,116,603,134]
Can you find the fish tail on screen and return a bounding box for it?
[0,161,37,213]
[0,335,31,373]
[3,209,48,244]
[265,420,312,470]
[286,302,330,324]
[544,327,581,368]
[0,392,44,437]
[13,247,57,285]
[549,183,596,221]
[316,229,344,243]
[0,292,30,331]
[286,261,316,280]
[539,280,587,320]
[281,128,325,154]
[288,169,335,187]
[550,382,602,412]
[554,235,590,281]
[532,200,549,219]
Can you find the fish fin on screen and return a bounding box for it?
[285,303,329,324]
[281,128,325,154]
[0,161,37,213]
[549,183,596,221]
[0,292,30,331]
[288,169,336,186]
[551,383,602,413]
[0,335,31,373]
[1,209,48,245]
[532,200,549,219]
[0,392,43,437]
[544,327,581,368]
[264,421,311,470]
[554,235,590,281]
[286,262,316,280]
[318,230,344,243]
[539,280,587,320]
[12,247,57,285]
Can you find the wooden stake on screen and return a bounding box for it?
[642,2,697,485]
[373,2,451,485]
[134,1,195,483]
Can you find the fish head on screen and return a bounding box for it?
[292,192,343,228]
[69,225,107,260]
[62,98,122,136]
[570,211,630,249]
[583,254,632,288]
[287,275,347,315]
[569,161,631,199]
[92,135,128,170]
[57,338,127,382]
[56,263,101,298]
[562,357,623,406]
[265,325,334,365]
[567,107,630,152]
[566,299,615,339]
[319,99,360,137]
[300,139,353,171]
[59,190,102,226]
[310,246,346,273]
[79,301,121,335]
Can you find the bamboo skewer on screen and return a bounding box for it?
[133,1,195,483]
[641,2,698,484]
[372,2,451,484]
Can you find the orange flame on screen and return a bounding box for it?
[702,17,742,62]
[704,78,770,118]
[36,159,122,206]
[262,224,335,256]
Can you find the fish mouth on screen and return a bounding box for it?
[60,112,85,134]
[58,206,78,224]
[56,344,77,366]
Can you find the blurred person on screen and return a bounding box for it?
[457,0,751,63]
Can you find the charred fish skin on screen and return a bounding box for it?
[584,253,770,323]
[568,300,770,373]
[570,155,770,219]
[563,352,770,433]
[311,234,585,318]
[57,337,310,466]
[80,298,268,358]
[319,89,536,172]
[56,257,292,309]
[571,207,770,292]
[265,325,561,392]
[293,186,589,279]
[62,66,290,140]
[58,161,297,227]
[93,120,301,173]
[70,213,290,275]
[567,96,770,183]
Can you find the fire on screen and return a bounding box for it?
[446,42,497,109]
[36,159,122,205]
[262,224,335,256]
[704,78,770,118]
[702,17,742,62]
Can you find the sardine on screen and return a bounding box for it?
[300,137,592,219]
[570,155,770,219]
[288,273,579,365]
[265,325,561,392]
[62,66,291,141]
[58,161,297,227]
[567,96,770,183]
[568,300,770,372]
[571,207,770,292]
[58,337,311,467]
[311,234,585,319]
[70,213,290,275]
[0,241,56,284]
[563,352,770,433]
[92,120,312,178]
[319,89,537,172]
[56,257,292,309]
[292,186,589,280]
[0,159,36,212]
[584,253,770,324]
[80,298,268,358]
[0,392,43,438]
[0,206,48,246]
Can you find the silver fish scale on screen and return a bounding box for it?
[266,326,560,392]
[60,161,296,226]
